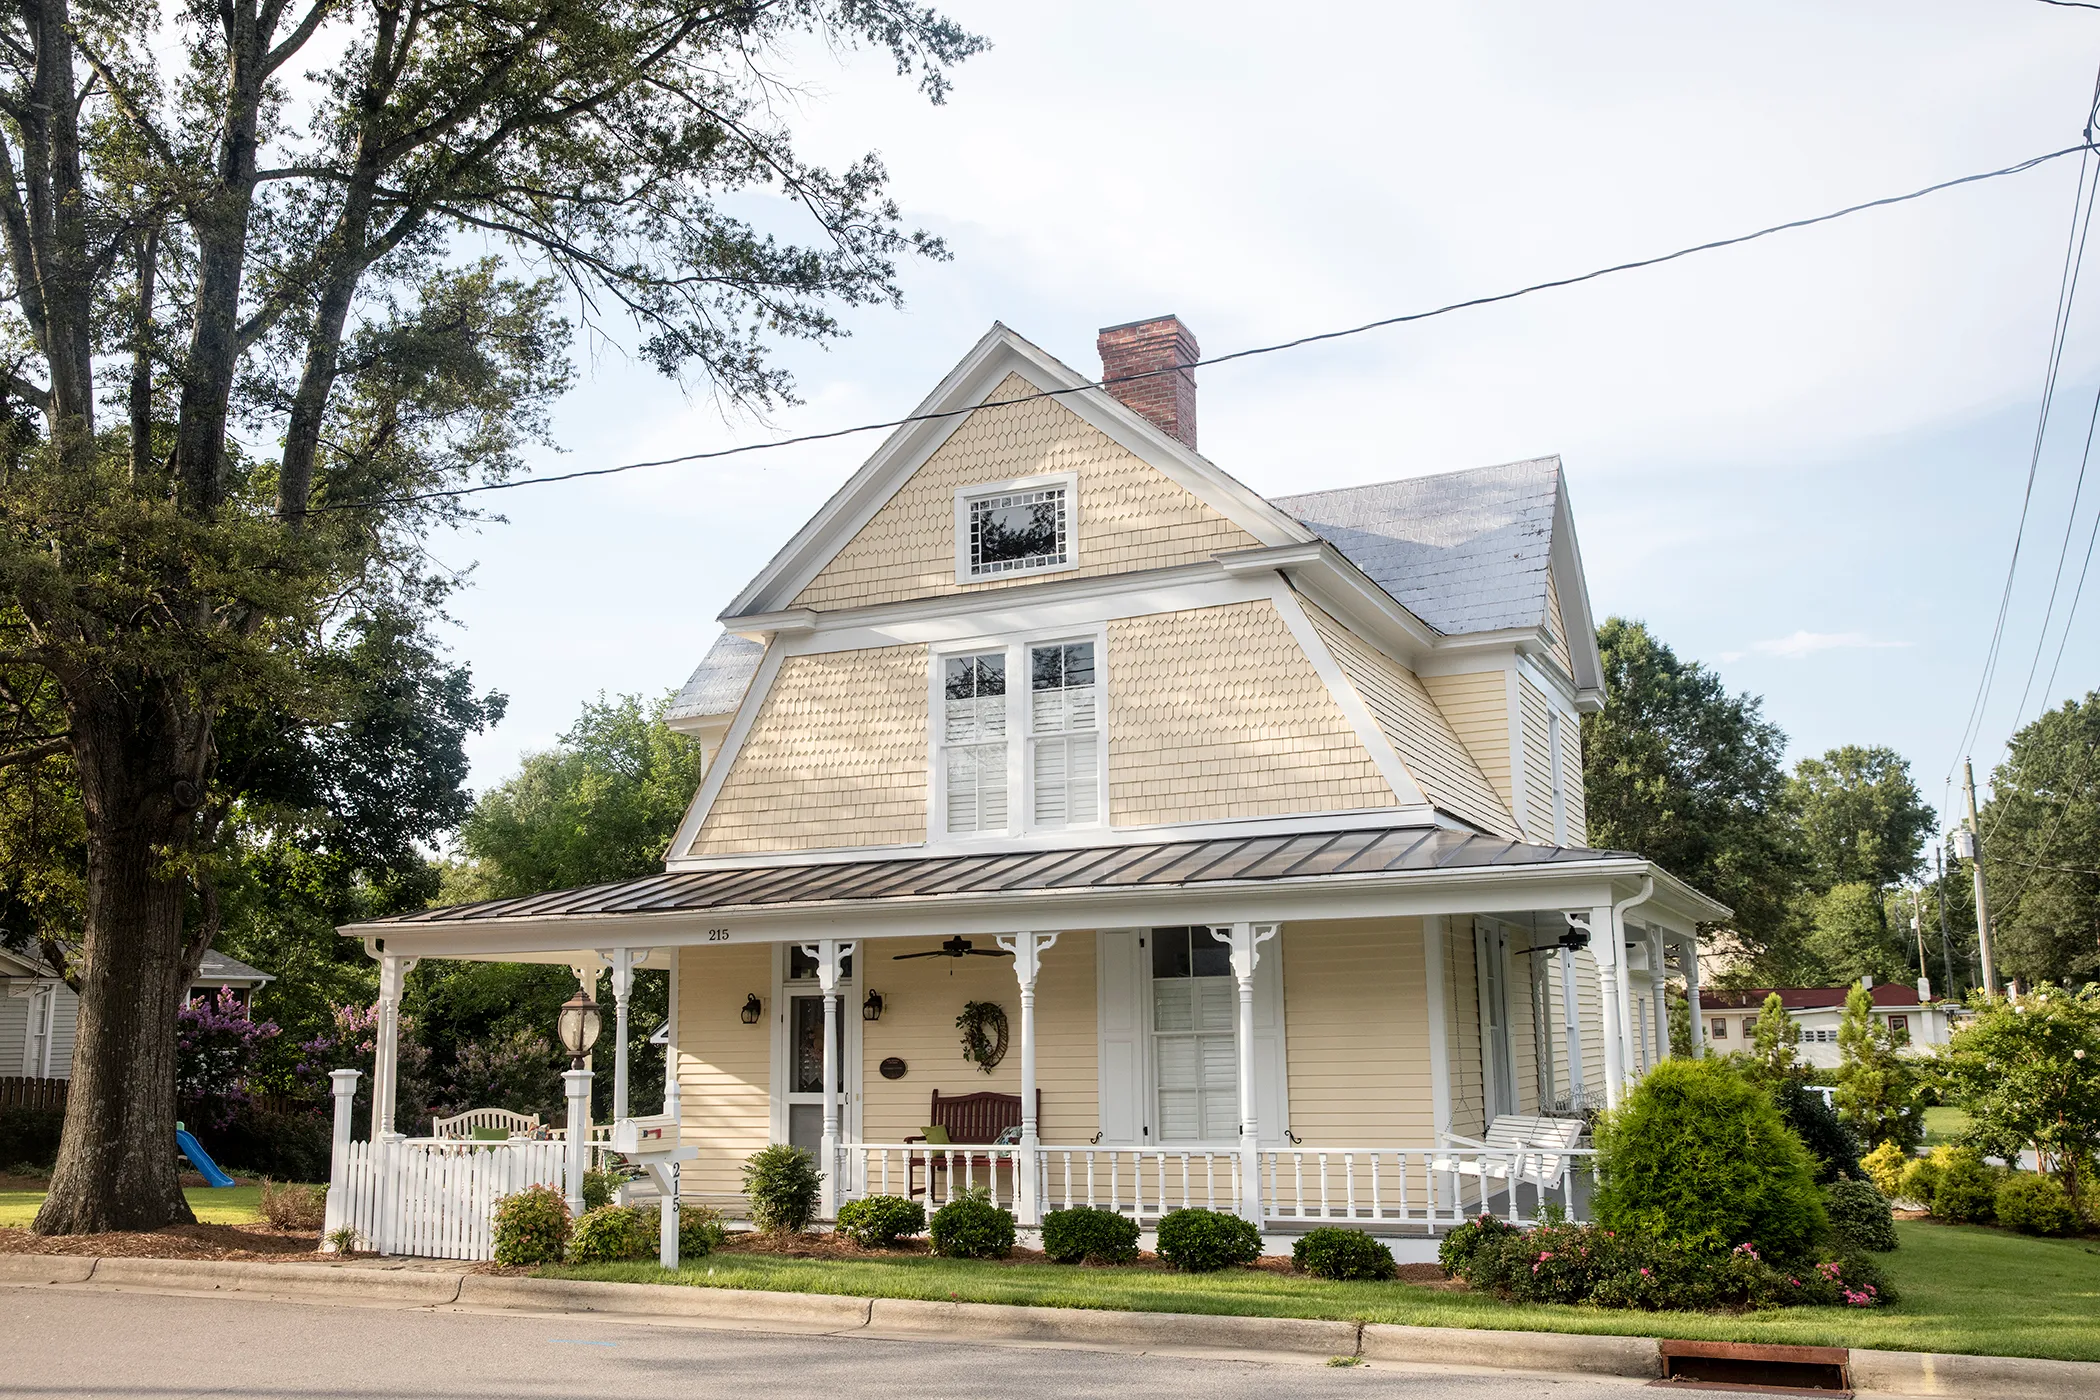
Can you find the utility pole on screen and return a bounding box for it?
[1933,845,1956,997]
[1910,889,1930,989]
[1959,758,1999,996]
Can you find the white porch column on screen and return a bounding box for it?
[323,1068,360,1249]
[1557,946,1585,1109]
[997,932,1059,1227]
[1647,926,1671,1063]
[563,1068,593,1218]
[800,939,853,1218]
[607,947,634,1124]
[372,953,415,1138]
[1212,922,1277,1227]
[1584,909,1627,1109]
[1680,934,1707,1057]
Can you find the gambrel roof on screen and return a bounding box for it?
[1275,458,1562,637]
[669,633,765,725]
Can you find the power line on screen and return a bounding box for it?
[305,142,2094,515]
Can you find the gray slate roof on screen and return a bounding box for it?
[195,950,273,986]
[1274,457,1562,637]
[374,826,1630,925]
[668,633,765,722]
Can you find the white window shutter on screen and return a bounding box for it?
[1253,935,1290,1148]
[1095,931,1148,1144]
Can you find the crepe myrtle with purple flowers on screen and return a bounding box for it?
[176,989,279,1129]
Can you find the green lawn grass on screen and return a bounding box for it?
[1921,1106,1973,1148]
[546,1221,2100,1363]
[0,1185,265,1228]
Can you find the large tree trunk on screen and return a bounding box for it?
[32,698,202,1234]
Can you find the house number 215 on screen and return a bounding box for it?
[705,928,731,942]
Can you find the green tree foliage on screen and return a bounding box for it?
[1937,984,2100,1212]
[1800,883,1911,987]
[6,0,980,1235]
[1582,619,1801,959]
[1833,982,1923,1153]
[1749,992,1802,1080]
[1788,746,1937,893]
[1975,693,2100,988]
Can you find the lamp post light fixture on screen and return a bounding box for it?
[740,993,763,1025]
[557,990,603,1069]
[862,990,884,1022]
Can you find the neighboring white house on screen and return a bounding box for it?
[0,946,275,1081]
[1699,978,1956,1070]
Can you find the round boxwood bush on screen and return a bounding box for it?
[491,1184,570,1266]
[1592,1057,1827,1260]
[742,1144,822,1234]
[1931,1150,1999,1224]
[679,1203,727,1258]
[1994,1173,2080,1237]
[928,1189,1015,1259]
[1437,1212,1521,1277]
[1292,1226,1396,1280]
[1897,1153,1942,1210]
[1041,1205,1140,1264]
[836,1194,926,1248]
[568,1203,653,1263]
[1822,1177,1898,1253]
[1154,1207,1262,1272]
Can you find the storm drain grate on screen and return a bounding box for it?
[1653,1340,1851,1394]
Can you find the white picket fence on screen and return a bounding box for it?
[328,1137,568,1260]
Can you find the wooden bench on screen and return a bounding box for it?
[431,1107,540,1140]
[902,1089,1041,1199]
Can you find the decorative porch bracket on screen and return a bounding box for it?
[797,939,855,1218]
[1210,921,1277,1228]
[995,931,1059,1227]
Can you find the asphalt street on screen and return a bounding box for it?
[0,1285,1658,1400]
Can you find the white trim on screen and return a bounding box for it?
[927,624,1111,842]
[1266,579,1427,809]
[1505,667,1528,835]
[1424,914,1453,1141]
[1547,474,1607,710]
[954,471,1080,585]
[664,638,787,860]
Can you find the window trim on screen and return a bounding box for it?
[953,472,1080,585]
[928,626,1109,841]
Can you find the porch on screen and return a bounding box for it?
[331,825,1725,1261]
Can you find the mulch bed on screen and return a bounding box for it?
[0,1221,320,1260]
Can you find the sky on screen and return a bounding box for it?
[430,0,2100,838]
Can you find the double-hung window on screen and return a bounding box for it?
[943,653,1008,834]
[1149,927,1238,1142]
[1029,642,1098,827]
[937,638,1102,836]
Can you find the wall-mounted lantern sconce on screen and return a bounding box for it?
[863,990,884,1022]
[740,993,763,1025]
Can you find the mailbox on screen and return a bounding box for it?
[611,1113,680,1155]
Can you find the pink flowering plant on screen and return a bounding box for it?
[1450,1221,1896,1311]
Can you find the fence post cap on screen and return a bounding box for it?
[329,1068,363,1089]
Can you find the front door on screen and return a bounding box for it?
[778,946,857,1156]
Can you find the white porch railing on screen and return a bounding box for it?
[838,1142,1595,1230]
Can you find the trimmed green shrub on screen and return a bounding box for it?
[568,1204,653,1263]
[1931,1149,1999,1224]
[836,1194,926,1248]
[1437,1212,1521,1277]
[1770,1080,1863,1184]
[1154,1207,1262,1272]
[581,1165,623,1212]
[492,1184,570,1266]
[1040,1206,1140,1265]
[1897,1154,1942,1209]
[0,1107,63,1170]
[206,1104,333,1182]
[1861,1140,1910,1201]
[679,1203,727,1258]
[1292,1227,1396,1281]
[742,1144,822,1234]
[927,1188,1014,1259]
[1822,1177,1898,1252]
[1592,1057,1828,1261]
[1994,1173,2080,1237]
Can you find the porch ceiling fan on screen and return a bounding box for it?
[892,936,1013,961]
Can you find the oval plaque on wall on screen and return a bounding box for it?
[879,1056,908,1080]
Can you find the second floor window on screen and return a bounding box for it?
[938,638,1103,836]
[943,653,1007,833]
[1030,642,1098,826]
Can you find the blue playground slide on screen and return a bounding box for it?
[175,1126,236,1188]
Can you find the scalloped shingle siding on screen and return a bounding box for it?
[792,373,1261,610]
[1105,601,1394,824]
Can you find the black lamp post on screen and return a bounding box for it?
[557,990,602,1069]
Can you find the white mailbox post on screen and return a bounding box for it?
[610,1113,695,1270]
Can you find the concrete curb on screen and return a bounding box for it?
[1360,1321,1661,1378]
[7,1254,2099,1397]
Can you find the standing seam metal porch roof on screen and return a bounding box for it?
[372,827,1636,926]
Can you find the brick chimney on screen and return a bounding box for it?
[1097,315,1199,450]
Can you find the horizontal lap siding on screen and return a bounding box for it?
[1518,675,1556,844]
[688,644,929,856]
[1106,601,1395,825]
[1507,931,1540,1115]
[1421,671,1515,820]
[1301,603,1518,837]
[860,934,1097,1146]
[793,373,1261,610]
[1574,947,1605,1095]
[674,944,773,1201]
[1561,717,1588,845]
[1281,920,1431,1145]
[0,994,25,1076]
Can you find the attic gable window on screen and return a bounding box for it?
[957,475,1075,581]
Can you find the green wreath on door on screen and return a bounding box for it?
[956,1000,1009,1074]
